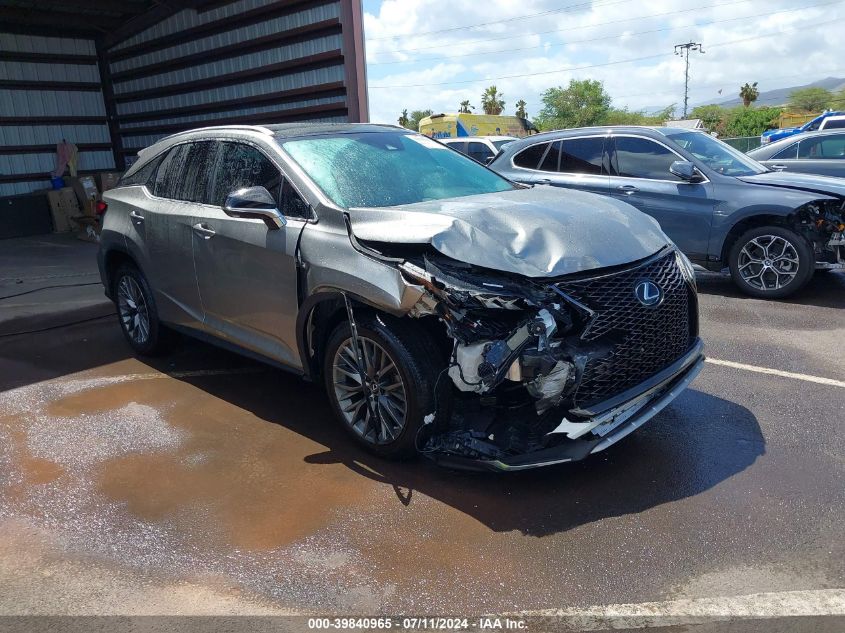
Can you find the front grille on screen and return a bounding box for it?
[554,251,693,408]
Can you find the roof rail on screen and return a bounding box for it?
[157,125,275,143]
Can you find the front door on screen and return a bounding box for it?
[607,135,715,262]
[191,141,308,368]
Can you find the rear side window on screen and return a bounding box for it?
[561,137,604,174]
[118,153,165,189]
[822,119,845,130]
[798,135,845,159]
[466,141,494,163]
[209,142,282,207]
[513,142,550,169]
[176,141,216,204]
[612,136,683,181]
[152,144,188,198]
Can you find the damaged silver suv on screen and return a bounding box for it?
[98,123,704,471]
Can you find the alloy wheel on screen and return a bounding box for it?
[332,336,408,446]
[117,275,150,345]
[737,235,800,291]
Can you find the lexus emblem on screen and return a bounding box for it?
[635,280,663,307]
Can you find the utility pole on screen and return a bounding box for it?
[674,42,704,118]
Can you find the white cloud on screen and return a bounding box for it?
[363,0,845,124]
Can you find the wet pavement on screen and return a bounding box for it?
[0,261,843,616]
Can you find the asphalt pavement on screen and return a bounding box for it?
[0,236,843,629]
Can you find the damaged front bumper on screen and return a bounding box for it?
[429,339,704,472]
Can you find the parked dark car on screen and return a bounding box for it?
[97,123,703,471]
[747,130,845,178]
[490,126,845,299]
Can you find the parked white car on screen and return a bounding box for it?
[819,115,845,130]
[440,136,516,163]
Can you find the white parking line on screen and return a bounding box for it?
[516,589,845,629]
[706,358,845,389]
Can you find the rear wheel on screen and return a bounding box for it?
[113,263,171,355]
[323,315,440,460]
[728,226,814,299]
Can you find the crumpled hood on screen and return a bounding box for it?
[348,186,671,278]
[737,171,845,198]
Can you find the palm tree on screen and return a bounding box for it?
[739,82,759,108]
[481,86,505,115]
[459,100,474,113]
[515,99,527,119]
[398,109,409,128]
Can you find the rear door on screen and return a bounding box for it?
[607,134,715,261]
[790,135,845,177]
[508,136,610,195]
[191,140,308,367]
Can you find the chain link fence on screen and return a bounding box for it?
[721,136,763,153]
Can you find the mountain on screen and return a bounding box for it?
[707,77,845,108]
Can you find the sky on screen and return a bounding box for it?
[361,0,845,125]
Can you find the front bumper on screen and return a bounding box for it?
[430,339,705,472]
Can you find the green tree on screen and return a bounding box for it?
[690,104,727,134]
[515,99,528,119]
[534,79,611,130]
[458,100,474,113]
[408,109,433,131]
[398,109,409,128]
[723,106,782,137]
[481,85,505,115]
[739,82,759,107]
[788,87,833,112]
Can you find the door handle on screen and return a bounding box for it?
[616,184,639,194]
[535,178,552,185]
[129,210,145,223]
[192,222,216,238]
[770,164,788,171]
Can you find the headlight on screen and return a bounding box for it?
[675,250,697,288]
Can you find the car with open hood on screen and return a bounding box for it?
[97,123,703,471]
[490,126,845,299]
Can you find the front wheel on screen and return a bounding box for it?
[323,315,440,460]
[728,226,814,299]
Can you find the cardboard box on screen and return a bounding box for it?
[70,215,101,243]
[47,189,74,232]
[66,175,100,213]
[95,172,122,192]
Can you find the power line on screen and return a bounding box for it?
[367,0,635,41]
[369,17,844,89]
[368,0,841,67]
[368,0,759,57]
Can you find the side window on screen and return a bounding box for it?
[117,152,165,189]
[800,136,845,159]
[560,137,604,174]
[177,141,216,204]
[152,144,188,198]
[613,136,683,181]
[822,119,845,130]
[771,143,798,160]
[806,120,821,131]
[209,142,282,207]
[539,141,560,171]
[445,141,467,155]
[466,141,494,163]
[513,142,550,169]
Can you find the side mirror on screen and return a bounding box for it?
[670,160,704,183]
[223,186,285,229]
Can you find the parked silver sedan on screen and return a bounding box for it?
[747,129,845,178]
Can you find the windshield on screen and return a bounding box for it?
[661,130,767,177]
[281,132,514,208]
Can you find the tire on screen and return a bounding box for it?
[112,263,171,356]
[728,226,814,299]
[323,314,441,460]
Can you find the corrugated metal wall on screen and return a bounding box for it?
[104,0,357,165]
[0,0,368,199]
[0,33,115,197]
